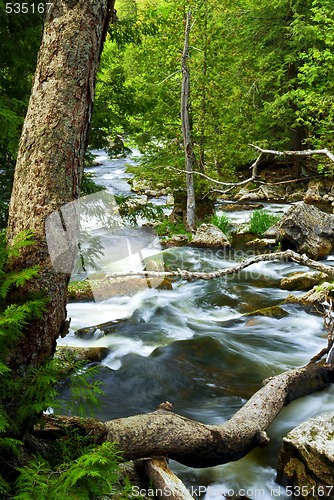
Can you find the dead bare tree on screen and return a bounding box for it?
[181,11,196,231]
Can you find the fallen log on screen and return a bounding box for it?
[105,249,334,281]
[39,362,334,469]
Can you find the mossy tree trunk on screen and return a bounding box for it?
[6,0,115,375]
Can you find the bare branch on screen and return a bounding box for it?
[169,145,334,194]
[144,458,195,500]
[249,144,334,163]
[105,250,334,281]
[168,152,262,188]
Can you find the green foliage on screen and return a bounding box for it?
[0,9,43,229]
[210,214,230,234]
[155,218,192,240]
[14,442,125,500]
[0,230,48,491]
[248,209,280,235]
[92,0,334,195]
[80,172,106,196]
[116,194,165,226]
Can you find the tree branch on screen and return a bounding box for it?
[105,249,334,281]
[169,145,334,194]
[168,151,262,187]
[250,144,334,163]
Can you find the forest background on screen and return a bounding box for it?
[1,0,334,230]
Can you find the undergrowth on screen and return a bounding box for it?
[0,230,133,498]
[248,209,280,235]
[210,213,230,234]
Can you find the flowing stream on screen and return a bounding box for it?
[58,151,334,499]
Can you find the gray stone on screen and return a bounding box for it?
[280,271,329,291]
[272,201,334,259]
[303,180,324,203]
[191,223,230,248]
[277,412,334,498]
[246,238,277,248]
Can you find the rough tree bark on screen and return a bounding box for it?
[181,11,196,231]
[40,362,334,468]
[6,0,115,375]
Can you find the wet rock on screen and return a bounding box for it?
[262,225,280,239]
[75,318,129,339]
[230,231,260,247]
[280,271,329,291]
[237,184,287,202]
[67,280,94,302]
[219,202,264,211]
[286,187,306,202]
[277,412,334,498]
[131,178,167,197]
[165,234,190,246]
[56,346,109,363]
[191,223,230,248]
[238,187,266,201]
[283,282,334,314]
[124,195,148,208]
[74,325,102,340]
[246,238,277,249]
[166,193,174,205]
[69,276,172,302]
[246,305,289,319]
[272,202,334,259]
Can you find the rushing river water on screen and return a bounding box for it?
[58,151,334,499]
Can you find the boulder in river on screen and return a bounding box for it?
[191,223,230,248]
[277,412,334,498]
[280,271,329,291]
[269,202,334,260]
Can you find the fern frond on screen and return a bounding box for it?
[0,267,41,298]
[0,474,10,495]
[6,230,36,260]
[14,458,51,500]
[52,442,122,498]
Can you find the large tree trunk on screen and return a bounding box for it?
[6,0,114,375]
[181,11,196,232]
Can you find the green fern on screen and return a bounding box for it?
[14,443,124,500]
[0,230,48,490]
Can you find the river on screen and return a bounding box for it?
[57,150,334,499]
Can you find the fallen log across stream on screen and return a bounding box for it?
[39,362,334,468]
[105,249,334,281]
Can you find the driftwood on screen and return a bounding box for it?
[105,249,334,281]
[39,362,334,469]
